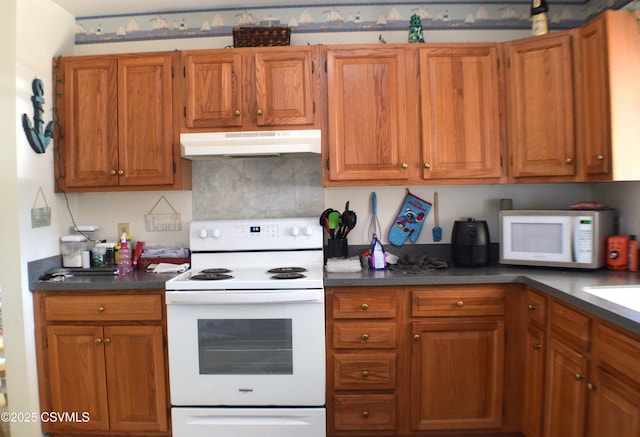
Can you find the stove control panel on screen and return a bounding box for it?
[190,217,322,252]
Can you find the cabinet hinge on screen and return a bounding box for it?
[173,162,177,174]
[500,155,503,168]
[313,101,316,114]
[183,66,186,77]
[497,58,500,70]
[507,57,511,69]
[183,106,186,118]
[171,66,174,78]
[324,60,328,73]
[326,158,330,170]
[312,61,315,74]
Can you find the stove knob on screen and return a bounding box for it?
[304,225,314,236]
[199,228,208,239]
[291,226,300,236]
[212,228,221,238]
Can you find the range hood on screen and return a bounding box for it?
[180,129,321,159]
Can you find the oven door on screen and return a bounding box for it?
[166,289,325,406]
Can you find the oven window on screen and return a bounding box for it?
[197,319,293,375]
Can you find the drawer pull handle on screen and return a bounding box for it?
[528,304,536,311]
[361,303,369,310]
[257,109,263,116]
[103,338,111,345]
[456,300,464,308]
[575,373,585,381]
[361,334,369,341]
[362,370,369,378]
[362,411,369,419]
[95,338,102,345]
[533,343,542,350]
[596,154,605,161]
[414,334,420,341]
[97,306,105,312]
[234,109,241,116]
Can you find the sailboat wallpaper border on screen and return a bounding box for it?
[74,0,638,45]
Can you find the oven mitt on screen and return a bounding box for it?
[388,190,431,246]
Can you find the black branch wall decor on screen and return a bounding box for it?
[22,78,54,154]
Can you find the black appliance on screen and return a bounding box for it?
[451,218,490,267]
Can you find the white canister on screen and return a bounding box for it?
[60,235,90,268]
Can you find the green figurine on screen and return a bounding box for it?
[408,13,425,43]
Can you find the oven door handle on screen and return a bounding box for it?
[166,290,324,305]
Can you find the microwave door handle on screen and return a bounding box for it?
[571,217,578,263]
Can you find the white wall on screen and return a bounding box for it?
[2,1,75,436]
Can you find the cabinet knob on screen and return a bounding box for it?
[361,303,369,310]
[575,373,585,381]
[257,109,263,116]
[533,343,542,350]
[401,162,408,169]
[110,170,117,176]
[565,158,573,165]
[596,154,605,161]
[103,338,111,345]
[587,383,596,391]
[414,334,421,341]
[95,338,102,345]
[361,411,369,419]
[97,306,105,312]
[528,304,536,311]
[118,170,124,176]
[456,300,464,308]
[362,370,369,378]
[424,162,431,169]
[361,334,369,341]
[234,109,241,116]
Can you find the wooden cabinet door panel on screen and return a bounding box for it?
[588,367,640,437]
[45,325,109,432]
[105,325,168,432]
[543,337,589,437]
[60,57,118,189]
[183,52,243,128]
[327,47,409,181]
[117,55,175,186]
[333,322,397,349]
[523,324,546,437]
[255,49,314,126]
[505,33,575,178]
[411,319,504,430]
[419,45,502,180]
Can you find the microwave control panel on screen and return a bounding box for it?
[574,216,594,264]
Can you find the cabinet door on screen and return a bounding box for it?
[410,319,504,430]
[45,325,109,432]
[183,51,243,128]
[327,47,409,181]
[105,325,168,432]
[522,324,546,437]
[117,55,175,186]
[575,15,611,178]
[505,33,576,179]
[58,57,118,189]
[543,337,589,437]
[255,49,314,126]
[419,45,502,180]
[588,366,640,437]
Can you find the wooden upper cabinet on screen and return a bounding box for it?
[575,10,640,181]
[504,32,576,181]
[183,51,243,128]
[55,52,185,192]
[326,46,409,182]
[182,46,317,131]
[419,45,503,181]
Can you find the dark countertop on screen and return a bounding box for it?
[30,269,178,291]
[325,265,640,335]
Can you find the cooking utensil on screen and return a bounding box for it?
[432,192,442,242]
[319,208,334,236]
[328,210,340,239]
[340,210,357,239]
[368,192,382,241]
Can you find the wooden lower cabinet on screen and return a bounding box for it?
[34,290,170,437]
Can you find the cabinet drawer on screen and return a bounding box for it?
[412,286,505,317]
[333,394,396,431]
[595,323,640,382]
[334,353,396,390]
[527,290,548,327]
[44,294,163,321]
[549,300,591,351]
[333,322,396,349]
[333,291,397,319]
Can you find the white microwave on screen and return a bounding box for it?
[499,210,616,269]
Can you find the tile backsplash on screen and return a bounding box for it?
[192,156,324,219]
